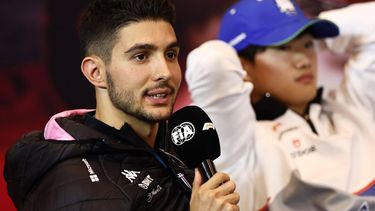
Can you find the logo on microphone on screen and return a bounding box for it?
[202,122,215,131]
[171,122,195,145]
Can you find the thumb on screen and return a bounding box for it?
[192,168,203,192]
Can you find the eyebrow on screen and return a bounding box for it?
[125,41,180,54]
[166,41,180,50]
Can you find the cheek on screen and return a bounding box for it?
[111,68,145,92]
[171,65,182,86]
[259,71,291,92]
[310,54,318,72]
[252,60,291,89]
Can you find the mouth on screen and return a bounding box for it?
[295,73,314,84]
[145,87,174,105]
[148,93,168,99]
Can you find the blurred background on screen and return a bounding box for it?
[0,0,372,210]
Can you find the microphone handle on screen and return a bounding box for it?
[198,159,217,182]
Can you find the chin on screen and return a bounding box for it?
[150,108,173,121]
[289,88,316,104]
[301,91,318,103]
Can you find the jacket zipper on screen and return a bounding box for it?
[303,114,318,135]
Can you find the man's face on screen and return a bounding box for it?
[247,33,318,108]
[106,20,181,122]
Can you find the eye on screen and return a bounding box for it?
[305,41,315,49]
[276,45,291,51]
[134,53,148,62]
[165,49,179,61]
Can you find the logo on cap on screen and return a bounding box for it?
[275,0,296,15]
[171,122,195,145]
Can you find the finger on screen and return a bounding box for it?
[201,172,230,190]
[192,168,203,192]
[222,192,240,205]
[223,204,240,211]
[217,180,236,196]
[213,194,240,211]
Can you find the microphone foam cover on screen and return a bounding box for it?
[169,106,220,168]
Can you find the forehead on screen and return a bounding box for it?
[114,20,177,50]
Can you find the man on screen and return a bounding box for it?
[186,0,375,210]
[4,0,239,210]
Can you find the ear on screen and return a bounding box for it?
[81,56,107,89]
[239,56,254,83]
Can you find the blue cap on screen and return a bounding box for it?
[218,0,339,52]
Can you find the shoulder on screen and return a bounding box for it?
[25,156,131,211]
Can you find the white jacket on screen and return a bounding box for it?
[186,2,375,210]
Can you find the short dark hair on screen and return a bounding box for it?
[238,45,266,63]
[79,0,176,63]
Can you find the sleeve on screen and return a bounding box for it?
[319,2,375,120]
[185,40,257,210]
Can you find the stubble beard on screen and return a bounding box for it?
[106,71,175,123]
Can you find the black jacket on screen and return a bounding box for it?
[4,111,193,211]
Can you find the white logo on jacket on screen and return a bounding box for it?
[89,174,99,182]
[121,170,141,183]
[82,158,100,183]
[147,185,162,203]
[138,175,154,190]
[290,145,317,158]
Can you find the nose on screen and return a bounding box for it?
[293,51,311,70]
[153,56,172,81]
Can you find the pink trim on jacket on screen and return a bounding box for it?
[44,109,95,141]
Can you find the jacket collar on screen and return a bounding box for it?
[82,113,167,150]
[51,112,168,152]
[253,87,323,120]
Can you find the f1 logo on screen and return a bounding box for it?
[202,123,215,131]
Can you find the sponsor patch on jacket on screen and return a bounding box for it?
[82,158,100,182]
[138,175,154,190]
[121,169,141,183]
[147,185,162,203]
[290,145,317,158]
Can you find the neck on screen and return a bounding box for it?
[289,103,308,116]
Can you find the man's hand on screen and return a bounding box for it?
[190,169,240,211]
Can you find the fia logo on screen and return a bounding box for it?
[138,175,154,190]
[275,0,296,15]
[171,122,195,145]
[121,170,141,183]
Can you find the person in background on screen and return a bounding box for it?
[3,0,240,210]
[186,0,375,210]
